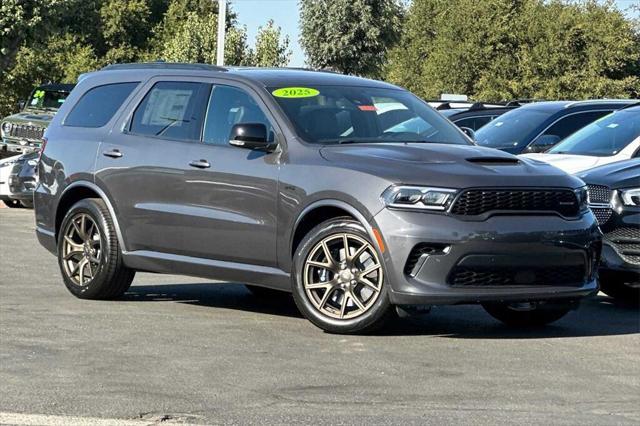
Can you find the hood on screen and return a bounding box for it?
[319,143,583,189]
[578,159,640,189]
[519,153,618,175]
[2,110,55,126]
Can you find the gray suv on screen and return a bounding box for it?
[34,63,601,334]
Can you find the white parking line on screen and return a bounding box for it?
[0,412,202,426]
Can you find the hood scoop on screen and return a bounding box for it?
[466,157,520,165]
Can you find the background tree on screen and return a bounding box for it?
[387,0,640,100]
[299,0,404,77]
[250,20,292,67]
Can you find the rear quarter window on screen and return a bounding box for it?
[64,82,139,128]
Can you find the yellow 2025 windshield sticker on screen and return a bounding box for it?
[272,87,320,98]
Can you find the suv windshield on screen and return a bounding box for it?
[269,86,469,145]
[475,108,554,148]
[27,89,70,110]
[548,109,640,157]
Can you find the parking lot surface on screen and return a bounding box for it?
[1,208,639,425]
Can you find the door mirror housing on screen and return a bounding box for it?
[228,123,275,151]
[527,134,561,153]
[460,126,476,142]
[17,100,26,111]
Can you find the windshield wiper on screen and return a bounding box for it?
[155,117,189,136]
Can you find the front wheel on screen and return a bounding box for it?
[482,301,576,327]
[599,271,640,306]
[292,218,392,334]
[57,198,135,300]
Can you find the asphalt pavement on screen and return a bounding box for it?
[1,208,639,425]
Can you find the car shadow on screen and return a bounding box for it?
[381,295,640,339]
[123,283,639,338]
[123,283,304,319]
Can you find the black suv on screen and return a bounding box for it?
[580,159,639,303]
[475,100,637,154]
[34,63,600,333]
[439,102,520,131]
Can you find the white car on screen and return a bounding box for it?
[0,154,23,208]
[521,105,640,174]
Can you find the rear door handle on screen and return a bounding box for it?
[103,149,123,158]
[189,159,211,169]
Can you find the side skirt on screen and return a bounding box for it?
[122,250,292,292]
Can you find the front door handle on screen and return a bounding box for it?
[189,159,211,169]
[103,149,123,158]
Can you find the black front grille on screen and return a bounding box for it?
[450,189,579,217]
[587,184,612,204]
[449,265,586,287]
[605,227,640,265]
[8,124,45,141]
[591,207,613,225]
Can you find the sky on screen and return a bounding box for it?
[230,0,639,68]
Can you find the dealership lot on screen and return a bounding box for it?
[1,208,639,425]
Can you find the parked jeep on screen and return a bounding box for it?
[0,84,75,155]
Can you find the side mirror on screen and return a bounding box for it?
[460,126,476,141]
[527,134,561,153]
[228,123,274,151]
[17,101,26,111]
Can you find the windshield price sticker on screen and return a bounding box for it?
[272,87,320,98]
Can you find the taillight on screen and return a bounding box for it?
[38,137,47,163]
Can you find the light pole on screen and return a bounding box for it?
[216,0,227,66]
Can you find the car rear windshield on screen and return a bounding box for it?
[268,86,469,145]
[548,110,640,157]
[27,89,70,110]
[475,108,554,149]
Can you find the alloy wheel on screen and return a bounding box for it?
[61,213,103,286]
[303,233,383,319]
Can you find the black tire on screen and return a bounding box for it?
[19,199,33,209]
[57,198,135,300]
[3,199,22,208]
[482,301,576,327]
[245,285,290,299]
[291,217,393,334]
[599,271,640,306]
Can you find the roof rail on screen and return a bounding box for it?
[101,62,228,72]
[505,99,543,107]
[563,99,637,108]
[619,101,640,110]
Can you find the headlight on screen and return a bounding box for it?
[382,185,457,211]
[620,188,640,207]
[1,122,12,137]
[575,186,589,211]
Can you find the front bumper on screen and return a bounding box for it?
[373,208,601,305]
[599,208,640,275]
[1,140,41,154]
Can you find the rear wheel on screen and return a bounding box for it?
[58,198,135,299]
[482,301,576,327]
[292,218,392,334]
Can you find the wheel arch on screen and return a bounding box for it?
[56,181,127,251]
[290,200,377,259]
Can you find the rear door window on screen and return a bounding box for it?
[540,111,611,141]
[65,82,139,128]
[130,81,211,142]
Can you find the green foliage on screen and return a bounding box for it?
[251,20,292,67]
[299,0,404,77]
[387,0,640,100]
[0,34,98,116]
